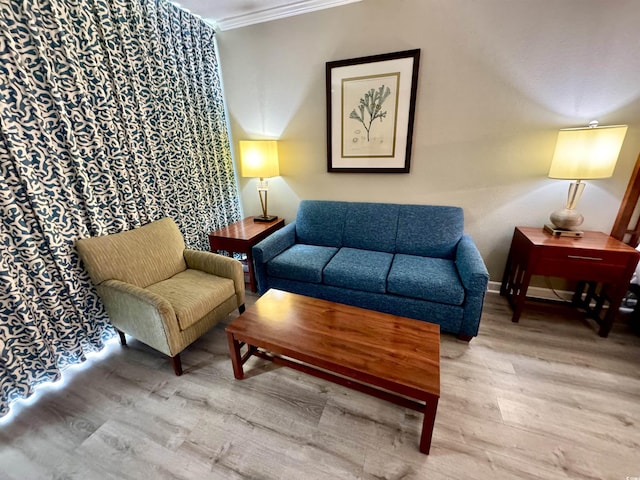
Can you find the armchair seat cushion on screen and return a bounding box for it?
[387,254,465,305]
[268,244,338,283]
[146,269,235,331]
[323,247,393,294]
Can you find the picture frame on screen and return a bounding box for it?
[326,49,420,173]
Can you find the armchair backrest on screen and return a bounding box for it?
[76,217,187,288]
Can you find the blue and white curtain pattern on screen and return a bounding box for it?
[0,0,241,417]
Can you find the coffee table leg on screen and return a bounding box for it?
[226,331,244,379]
[419,396,439,454]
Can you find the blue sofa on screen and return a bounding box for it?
[252,200,489,340]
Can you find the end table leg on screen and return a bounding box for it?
[226,331,244,379]
[500,254,513,296]
[246,251,257,293]
[419,396,439,454]
[599,285,625,338]
[511,270,532,323]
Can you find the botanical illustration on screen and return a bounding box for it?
[327,49,420,172]
[349,85,391,142]
[341,73,399,158]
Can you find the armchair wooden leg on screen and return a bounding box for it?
[170,354,183,376]
[457,334,473,342]
[239,304,246,314]
[116,329,127,346]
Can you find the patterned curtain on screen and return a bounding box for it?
[0,0,241,417]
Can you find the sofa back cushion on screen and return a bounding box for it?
[295,200,464,258]
[341,202,399,253]
[395,205,463,258]
[76,217,187,288]
[296,200,347,247]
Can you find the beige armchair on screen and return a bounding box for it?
[76,217,245,375]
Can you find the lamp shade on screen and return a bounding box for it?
[239,140,279,178]
[548,124,628,180]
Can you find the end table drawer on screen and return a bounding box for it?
[535,247,630,265]
[535,257,628,281]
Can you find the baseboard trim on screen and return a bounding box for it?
[487,281,574,302]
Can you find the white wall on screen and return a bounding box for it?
[216,0,640,280]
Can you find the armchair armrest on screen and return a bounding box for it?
[455,234,489,294]
[97,279,178,356]
[183,249,245,308]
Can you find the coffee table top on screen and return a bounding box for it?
[226,289,440,399]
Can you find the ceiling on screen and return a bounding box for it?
[171,0,362,31]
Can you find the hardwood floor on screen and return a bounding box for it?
[1,292,639,479]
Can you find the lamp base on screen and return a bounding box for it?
[254,215,278,223]
[549,207,584,231]
[544,223,583,237]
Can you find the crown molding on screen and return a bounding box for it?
[212,0,362,31]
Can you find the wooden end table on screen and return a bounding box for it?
[500,226,640,336]
[208,217,285,292]
[225,289,441,454]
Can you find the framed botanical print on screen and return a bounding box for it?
[326,49,420,173]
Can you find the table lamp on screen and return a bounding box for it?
[239,140,280,222]
[546,121,627,236]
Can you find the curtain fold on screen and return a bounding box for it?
[0,0,241,417]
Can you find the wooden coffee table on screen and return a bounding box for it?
[225,289,441,454]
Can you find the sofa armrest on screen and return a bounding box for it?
[252,222,296,293]
[455,234,489,338]
[97,279,178,356]
[253,222,296,263]
[455,234,489,294]
[183,249,245,308]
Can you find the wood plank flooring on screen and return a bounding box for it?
[1,292,639,479]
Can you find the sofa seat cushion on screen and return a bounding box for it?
[268,244,338,283]
[387,254,465,305]
[323,247,394,294]
[146,269,235,331]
